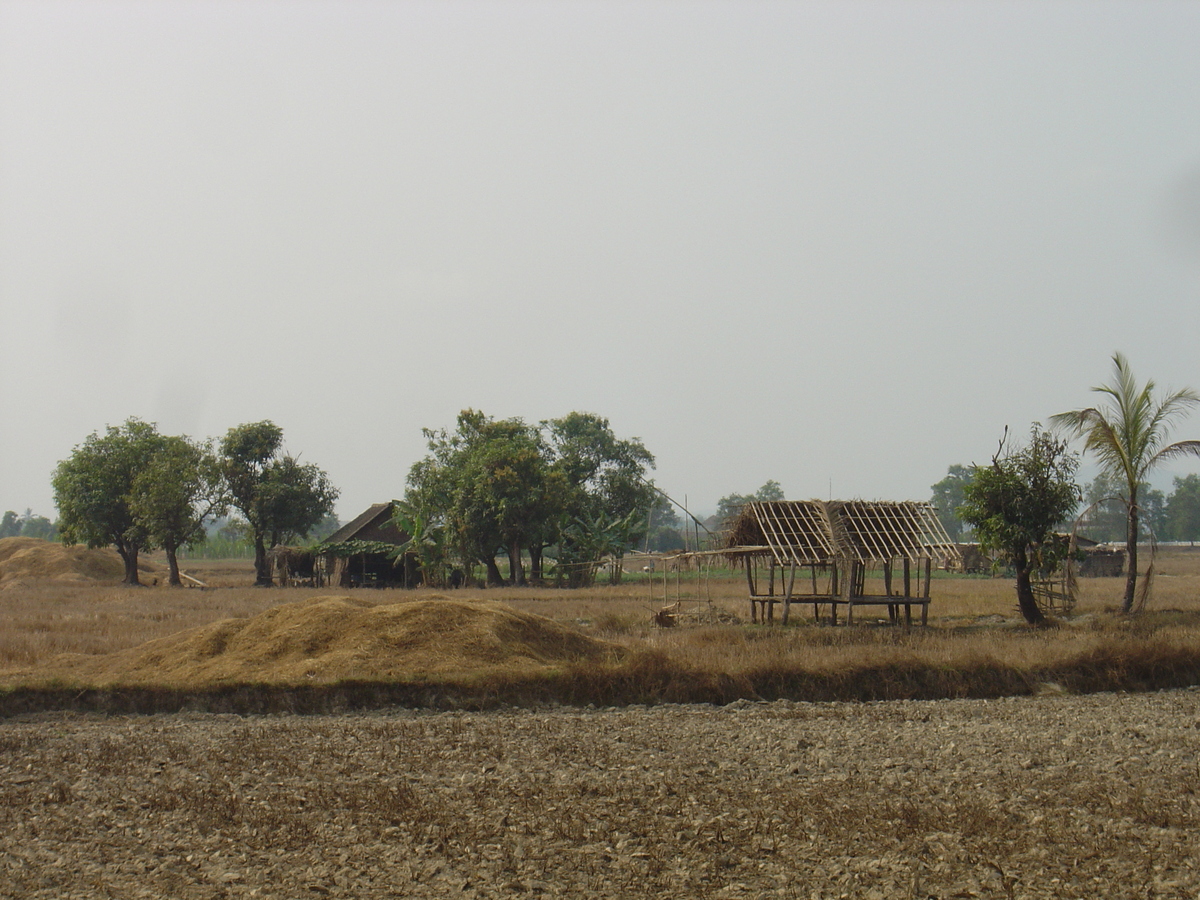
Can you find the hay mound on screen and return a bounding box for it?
[0,537,151,584]
[53,596,619,687]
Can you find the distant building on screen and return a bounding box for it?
[317,502,419,588]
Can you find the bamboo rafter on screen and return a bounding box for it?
[724,500,960,568]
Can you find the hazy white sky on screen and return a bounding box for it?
[3,0,1200,522]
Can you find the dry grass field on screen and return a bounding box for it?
[2,541,1200,708]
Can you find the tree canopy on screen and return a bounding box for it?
[220,421,339,586]
[402,410,657,587]
[1051,352,1200,613]
[930,465,973,541]
[714,480,785,526]
[958,425,1081,626]
[1165,474,1200,544]
[0,509,56,541]
[52,418,169,585]
[130,436,226,585]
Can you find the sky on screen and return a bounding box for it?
[3,0,1200,523]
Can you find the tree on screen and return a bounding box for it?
[644,493,685,552]
[17,511,56,541]
[715,480,786,525]
[958,426,1081,626]
[1080,472,1128,542]
[220,421,339,586]
[404,410,558,586]
[129,436,226,586]
[1165,474,1200,544]
[403,410,657,587]
[1,510,56,540]
[544,412,657,581]
[1051,352,1200,613]
[930,465,974,541]
[0,511,19,539]
[51,419,168,585]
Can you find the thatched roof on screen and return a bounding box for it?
[724,500,960,567]
[323,502,409,546]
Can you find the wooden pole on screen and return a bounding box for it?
[783,561,797,625]
[746,557,757,623]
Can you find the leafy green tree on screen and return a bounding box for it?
[556,508,643,587]
[52,419,168,585]
[715,480,786,525]
[405,410,559,586]
[930,465,974,541]
[1080,472,1127,542]
[130,436,226,586]
[959,426,1081,626]
[1051,352,1200,613]
[219,421,339,586]
[391,498,454,588]
[1142,486,1167,540]
[308,512,342,543]
[403,410,657,587]
[1,509,56,540]
[1165,474,1200,544]
[644,492,686,552]
[0,511,18,539]
[1080,472,1165,543]
[18,511,56,541]
[544,412,657,579]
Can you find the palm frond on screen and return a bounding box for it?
[1148,440,1200,468]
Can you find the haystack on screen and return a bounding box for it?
[32,596,619,687]
[0,537,158,584]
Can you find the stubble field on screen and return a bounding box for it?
[3,547,1200,898]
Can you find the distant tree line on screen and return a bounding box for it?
[51,419,337,586]
[0,509,57,541]
[710,480,785,530]
[934,457,1200,544]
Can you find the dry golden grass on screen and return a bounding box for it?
[2,545,1199,711]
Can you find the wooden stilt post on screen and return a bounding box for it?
[746,558,757,624]
[923,557,932,626]
[783,561,797,625]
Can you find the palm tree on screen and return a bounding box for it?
[1051,352,1200,613]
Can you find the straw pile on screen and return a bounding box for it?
[33,595,619,687]
[0,537,150,585]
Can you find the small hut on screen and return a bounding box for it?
[316,502,419,588]
[722,500,960,626]
[268,546,316,586]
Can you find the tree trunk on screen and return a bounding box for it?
[115,539,142,586]
[253,534,272,586]
[508,542,526,586]
[1014,548,1045,626]
[529,545,543,582]
[165,542,182,587]
[1123,498,1140,614]
[483,555,504,586]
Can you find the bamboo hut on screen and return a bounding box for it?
[722,500,960,626]
[316,502,419,588]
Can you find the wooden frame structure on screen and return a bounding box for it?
[722,500,960,626]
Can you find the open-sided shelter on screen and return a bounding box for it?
[316,502,419,588]
[722,500,960,625]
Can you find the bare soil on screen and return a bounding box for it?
[3,689,1199,899]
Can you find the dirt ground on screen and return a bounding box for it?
[3,689,1199,899]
